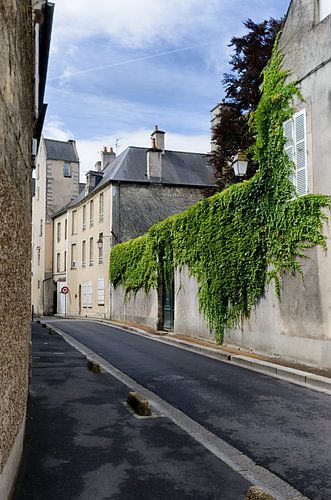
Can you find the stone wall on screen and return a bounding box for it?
[117,183,207,242]
[0,0,34,494]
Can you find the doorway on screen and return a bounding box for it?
[78,284,82,315]
[162,274,174,331]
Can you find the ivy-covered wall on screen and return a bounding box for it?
[109,46,330,344]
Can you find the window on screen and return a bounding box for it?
[37,246,40,266]
[71,243,77,269]
[72,210,77,235]
[37,280,40,290]
[98,232,103,264]
[56,253,60,272]
[39,219,43,236]
[319,0,331,21]
[283,109,308,196]
[82,240,86,267]
[64,251,67,272]
[82,205,86,230]
[36,187,40,201]
[65,219,68,239]
[99,193,104,222]
[90,200,94,227]
[98,277,105,305]
[83,281,92,308]
[63,162,71,177]
[89,237,93,266]
[57,222,61,242]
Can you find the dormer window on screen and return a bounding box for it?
[63,162,71,177]
[319,0,331,21]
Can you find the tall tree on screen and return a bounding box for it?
[210,18,283,190]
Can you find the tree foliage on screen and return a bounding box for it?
[210,18,283,190]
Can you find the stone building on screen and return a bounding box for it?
[0,1,53,497]
[50,127,215,322]
[31,137,80,315]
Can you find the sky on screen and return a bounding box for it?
[44,0,290,180]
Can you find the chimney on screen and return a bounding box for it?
[147,136,162,182]
[85,171,103,194]
[151,125,165,154]
[101,146,116,170]
[95,161,102,172]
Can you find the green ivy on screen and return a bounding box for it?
[109,45,331,342]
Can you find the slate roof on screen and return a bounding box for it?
[44,138,79,162]
[98,146,215,189]
[52,146,215,218]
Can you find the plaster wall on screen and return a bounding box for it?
[174,267,214,341]
[0,0,33,491]
[64,186,112,318]
[173,250,331,368]
[112,285,160,330]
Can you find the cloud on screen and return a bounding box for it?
[49,42,215,82]
[43,117,74,141]
[52,0,220,49]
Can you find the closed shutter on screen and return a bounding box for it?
[98,277,104,305]
[283,118,295,187]
[88,281,93,308]
[83,283,87,307]
[294,110,308,196]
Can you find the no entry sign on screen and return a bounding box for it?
[60,286,69,294]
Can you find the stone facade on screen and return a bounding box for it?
[1,0,34,496]
[31,137,80,315]
[116,183,210,243]
[0,1,53,496]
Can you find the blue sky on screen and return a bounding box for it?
[45,0,290,178]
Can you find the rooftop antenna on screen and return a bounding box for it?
[115,138,120,154]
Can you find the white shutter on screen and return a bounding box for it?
[294,110,308,196]
[283,119,295,187]
[83,283,87,307]
[98,277,105,305]
[88,281,93,308]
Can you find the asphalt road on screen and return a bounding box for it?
[14,324,250,500]
[48,319,331,499]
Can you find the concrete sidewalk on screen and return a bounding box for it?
[13,323,251,500]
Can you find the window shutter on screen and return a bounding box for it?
[88,281,93,307]
[294,110,307,196]
[83,283,87,307]
[98,277,104,305]
[283,119,295,186]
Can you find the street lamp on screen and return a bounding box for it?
[97,231,119,249]
[97,237,103,250]
[232,150,248,178]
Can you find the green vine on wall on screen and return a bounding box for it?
[109,45,331,342]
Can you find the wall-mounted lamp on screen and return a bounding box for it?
[97,230,119,249]
[232,150,248,178]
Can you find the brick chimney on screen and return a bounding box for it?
[101,146,116,170]
[151,125,165,154]
[147,137,162,182]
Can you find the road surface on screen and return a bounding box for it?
[47,319,331,499]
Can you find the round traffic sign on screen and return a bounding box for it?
[60,286,69,294]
